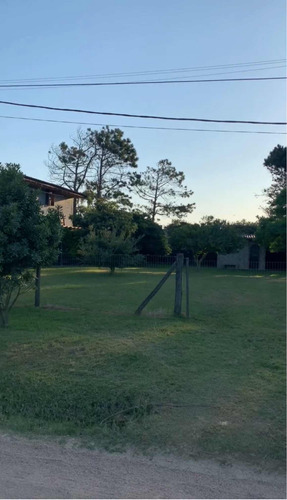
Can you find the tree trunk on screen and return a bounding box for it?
[35,266,41,307]
[194,254,207,270]
[73,196,77,217]
[194,256,201,270]
[97,156,104,201]
[0,309,9,327]
[151,172,160,222]
[174,253,184,316]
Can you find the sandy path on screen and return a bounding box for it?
[0,433,285,499]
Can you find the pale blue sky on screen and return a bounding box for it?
[0,0,286,223]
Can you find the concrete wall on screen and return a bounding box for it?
[217,245,249,269]
[39,194,74,227]
[54,196,74,227]
[217,241,266,270]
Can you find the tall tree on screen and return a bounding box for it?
[257,188,286,253]
[0,164,62,326]
[256,146,286,253]
[48,127,138,208]
[130,159,195,221]
[263,144,286,200]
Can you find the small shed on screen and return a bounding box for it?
[217,236,266,270]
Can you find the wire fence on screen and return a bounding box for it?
[53,253,286,272]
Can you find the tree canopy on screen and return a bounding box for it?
[130,159,195,221]
[257,145,286,253]
[75,202,140,272]
[256,188,286,253]
[263,144,286,199]
[48,126,138,207]
[131,212,170,255]
[0,163,62,326]
[74,200,137,236]
[167,217,244,267]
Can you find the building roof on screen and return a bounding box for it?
[24,175,85,198]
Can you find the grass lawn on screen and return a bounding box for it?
[0,266,285,469]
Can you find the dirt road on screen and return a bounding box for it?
[0,433,285,499]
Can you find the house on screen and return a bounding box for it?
[24,175,84,227]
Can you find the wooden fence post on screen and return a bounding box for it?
[174,253,184,316]
[185,257,190,318]
[35,265,41,307]
[135,260,177,315]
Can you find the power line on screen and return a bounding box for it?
[0,76,285,89]
[159,65,286,80]
[0,100,285,125]
[0,114,285,135]
[0,59,285,84]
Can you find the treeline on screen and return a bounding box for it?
[48,127,195,221]
[51,127,285,270]
[0,138,284,325]
[62,206,257,271]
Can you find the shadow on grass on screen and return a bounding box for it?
[0,266,285,467]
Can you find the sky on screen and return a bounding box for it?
[0,0,286,224]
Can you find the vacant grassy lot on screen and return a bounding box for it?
[0,267,285,468]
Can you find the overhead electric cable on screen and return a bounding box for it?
[0,100,285,125]
[0,76,285,89]
[0,58,284,84]
[159,65,286,80]
[0,114,285,134]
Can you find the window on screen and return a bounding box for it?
[45,192,55,206]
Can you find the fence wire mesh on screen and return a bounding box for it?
[53,253,286,272]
